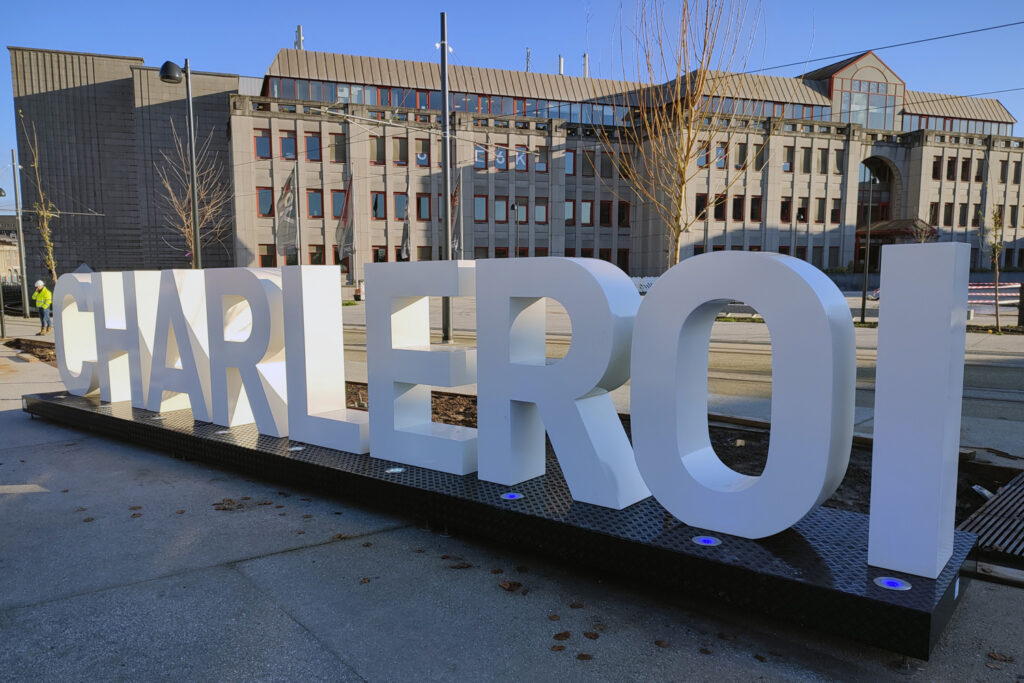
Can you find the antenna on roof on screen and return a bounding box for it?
[294,25,304,50]
[583,53,589,78]
[558,55,564,75]
[526,47,531,72]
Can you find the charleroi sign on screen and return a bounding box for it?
[53,243,970,581]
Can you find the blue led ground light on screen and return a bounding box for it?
[385,467,406,474]
[692,535,722,547]
[874,577,913,591]
[501,492,524,500]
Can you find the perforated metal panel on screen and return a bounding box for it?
[24,392,975,660]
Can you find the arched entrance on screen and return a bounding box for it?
[855,157,903,271]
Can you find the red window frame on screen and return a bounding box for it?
[535,197,548,225]
[369,135,384,165]
[713,194,726,221]
[306,189,323,218]
[515,196,528,224]
[474,194,488,223]
[256,187,274,217]
[564,248,576,257]
[599,200,613,227]
[329,133,346,164]
[394,192,408,220]
[696,193,708,220]
[305,133,321,162]
[494,195,508,224]
[750,195,763,222]
[731,195,744,222]
[515,145,529,172]
[281,130,297,160]
[494,246,509,258]
[393,137,408,166]
[581,199,594,227]
[416,193,431,221]
[782,146,794,173]
[308,244,326,265]
[258,243,277,267]
[565,199,576,227]
[254,129,271,159]
[331,189,346,219]
[371,191,387,220]
[415,138,430,167]
[581,248,594,258]
[565,149,576,175]
[536,146,548,173]
[618,201,630,228]
[474,144,487,169]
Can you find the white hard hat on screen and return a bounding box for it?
[34,280,44,288]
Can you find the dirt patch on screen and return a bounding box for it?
[344,381,1012,526]
[4,338,57,366]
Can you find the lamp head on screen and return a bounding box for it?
[159,61,184,84]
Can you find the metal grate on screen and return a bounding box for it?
[959,472,1024,570]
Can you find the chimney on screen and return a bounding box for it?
[558,55,564,75]
[583,53,589,78]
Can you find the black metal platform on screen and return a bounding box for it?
[23,391,975,659]
[959,472,1024,571]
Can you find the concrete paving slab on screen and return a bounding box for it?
[0,565,363,681]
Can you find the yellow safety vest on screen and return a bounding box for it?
[32,286,52,310]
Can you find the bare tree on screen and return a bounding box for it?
[156,120,232,264]
[604,0,773,268]
[982,209,1006,333]
[19,113,58,285]
[910,219,937,244]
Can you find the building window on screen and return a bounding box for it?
[307,189,323,218]
[599,200,613,227]
[371,191,387,219]
[815,197,825,223]
[258,244,276,267]
[750,195,762,222]
[415,138,430,167]
[1000,159,1009,183]
[713,194,726,221]
[713,143,727,170]
[732,195,744,222]
[797,197,808,223]
[1015,161,1022,184]
[601,153,614,177]
[975,160,984,183]
[281,131,297,160]
[474,195,488,223]
[416,193,431,221]
[257,187,274,217]
[818,148,828,174]
[496,145,508,171]
[565,200,575,226]
[581,200,593,226]
[331,189,347,219]
[565,149,576,175]
[958,203,968,227]
[306,133,321,161]
[535,197,548,224]
[780,196,792,222]
[932,156,941,180]
[394,192,408,220]
[309,244,326,265]
[582,150,595,177]
[928,202,939,226]
[474,144,487,169]
[494,196,508,223]
[330,134,347,163]
[946,157,956,181]
[515,145,529,172]
[370,136,385,165]
[972,203,981,227]
[618,202,630,228]
[734,143,747,170]
[782,146,794,172]
[1011,205,1019,228]
[515,197,528,223]
[959,157,970,182]
[617,248,630,271]
[393,137,408,166]
[417,246,432,261]
[754,144,766,171]
[373,245,387,262]
[830,198,841,224]
[697,142,709,169]
[494,247,508,259]
[254,129,271,159]
[695,193,708,220]
[800,147,811,173]
[943,202,954,227]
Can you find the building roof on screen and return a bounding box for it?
[903,90,1015,124]
[693,70,830,105]
[267,49,635,102]
[798,52,871,82]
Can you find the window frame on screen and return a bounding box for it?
[305,133,322,162]
[474,144,487,170]
[713,194,726,221]
[618,201,630,228]
[415,138,431,167]
[306,189,324,219]
[308,244,326,265]
[369,135,385,165]
[565,149,576,175]
[536,146,548,173]
[580,199,594,226]
[258,243,277,267]
[331,189,347,219]
[599,200,613,227]
[695,193,708,220]
[254,129,272,159]
[394,192,408,220]
[392,137,409,166]
[329,133,347,164]
[281,130,297,160]
[782,146,794,173]
[565,199,575,227]
[416,193,431,221]
[495,144,508,171]
[535,197,548,225]
[515,144,529,172]
[494,195,508,224]
[371,191,387,220]
[474,194,488,223]
[749,195,762,222]
[256,187,274,217]
[732,195,745,222]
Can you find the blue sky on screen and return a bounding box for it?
[2,0,1023,213]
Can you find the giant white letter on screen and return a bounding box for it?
[283,265,369,453]
[206,268,288,435]
[54,272,99,397]
[631,252,855,538]
[366,260,477,474]
[476,258,648,510]
[869,243,969,578]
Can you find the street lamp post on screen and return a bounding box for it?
[159,59,202,269]
[510,202,520,257]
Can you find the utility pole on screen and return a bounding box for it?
[11,149,29,317]
[440,11,454,343]
[859,175,874,324]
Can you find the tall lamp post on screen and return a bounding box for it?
[159,59,202,269]
[510,202,520,257]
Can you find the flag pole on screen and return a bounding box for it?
[440,11,454,344]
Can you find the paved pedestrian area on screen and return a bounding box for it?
[2,327,1023,680]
